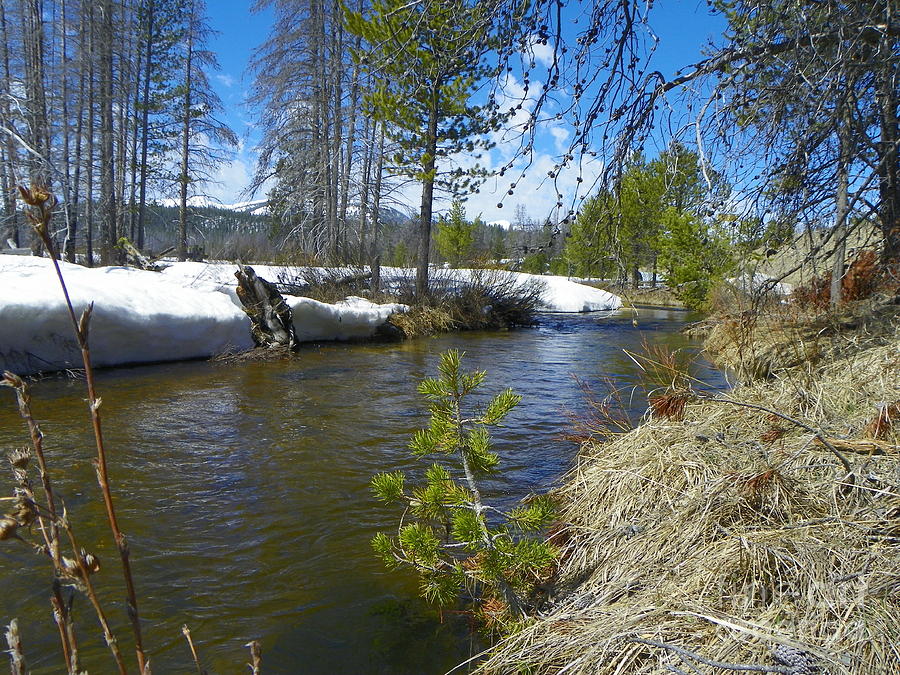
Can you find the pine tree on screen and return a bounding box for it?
[345,0,506,296]
[435,198,475,267]
[371,350,556,630]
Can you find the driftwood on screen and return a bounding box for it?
[815,437,899,455]
[234,265,299,350]
[117,237,160,271]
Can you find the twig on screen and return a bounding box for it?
[246,640,262,675]
[1,373,62,566]
[51,581,80,675]
[182,625,206,675]
[1,373,78,668]
[58,510,128,675]
[20,185,148,672]
[631,638,794,673]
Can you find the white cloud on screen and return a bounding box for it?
[215,73,236,88]
[527,39,555,69]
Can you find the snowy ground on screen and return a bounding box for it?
[0,258,621,375]
[160,262,623,313]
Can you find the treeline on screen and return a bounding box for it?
[0,0,234,264]
[251,0,900,303]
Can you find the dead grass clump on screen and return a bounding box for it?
[387,305,454,338]
[474,323,899,674]
[648,392,690,421]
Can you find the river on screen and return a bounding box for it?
[0,308,726,674]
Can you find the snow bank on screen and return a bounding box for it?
[160,263,622,313]
[0,256,253,375]
[288,295,408,341]
[0,258,408,375]
[526,274,621,312]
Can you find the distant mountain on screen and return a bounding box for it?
[154,196,270,215]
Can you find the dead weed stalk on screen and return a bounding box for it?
[2,186,261,673]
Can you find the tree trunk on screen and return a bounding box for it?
[830,107,851,308]
[136,0,155,251]
[234,265,299,350]
[66,4,89,263]
[877,41,899,266]
[358,114,372,264]
[178,3,194,262]
[85,3,97,266]
[371,125,385,294]
[99,0,116,265]
[22,0,51,255]
[59,0,74,259]
[416,93,439,298]
[0,3,19,247]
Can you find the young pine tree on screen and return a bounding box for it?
[371,350,557,631]
[435,199,475,267]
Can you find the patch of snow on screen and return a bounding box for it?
[288,295,408,342]
[0,258,409,375]
[0,256,252,375]
[529,274,622,312]
[728,272,793,296]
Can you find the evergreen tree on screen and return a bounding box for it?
[371,350,556,630]
[435,199,476,267]
[345,0,506,296]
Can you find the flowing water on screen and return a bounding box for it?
[0,308,726,674]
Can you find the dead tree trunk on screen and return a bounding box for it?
[234,265,299,350]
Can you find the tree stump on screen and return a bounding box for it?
[234,265,299,350]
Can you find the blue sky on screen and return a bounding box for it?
[202,1,727,222]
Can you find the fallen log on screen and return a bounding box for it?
[234,265,299,350]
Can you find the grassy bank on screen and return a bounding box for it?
[609,286,685,309]
[476,299,899,673]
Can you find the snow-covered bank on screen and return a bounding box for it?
[160,262,623,314]
[0,259,620,375]
[0,258,406,375]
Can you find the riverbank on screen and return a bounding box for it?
[476,299,899,673]
[610,286,685,309]
[0,256,620,375]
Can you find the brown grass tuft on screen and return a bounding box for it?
[648,392,690,421]
[862,401,900,440]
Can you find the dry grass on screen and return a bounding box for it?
[388,304,455,338]
[474,322,899,674]
[704,291,899,382]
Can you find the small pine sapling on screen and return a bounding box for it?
[371,350,557,632]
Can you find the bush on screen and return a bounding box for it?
[381,269,543,339]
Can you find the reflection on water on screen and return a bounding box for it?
[0,308,725,673]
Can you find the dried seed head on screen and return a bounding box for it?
[0,516,19,541]
[11,496,36,527]
[1,371,25,389]
[61,549,100,577]
[8,448,31,470]
[61,556,80,577]
[80,550,101,574]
